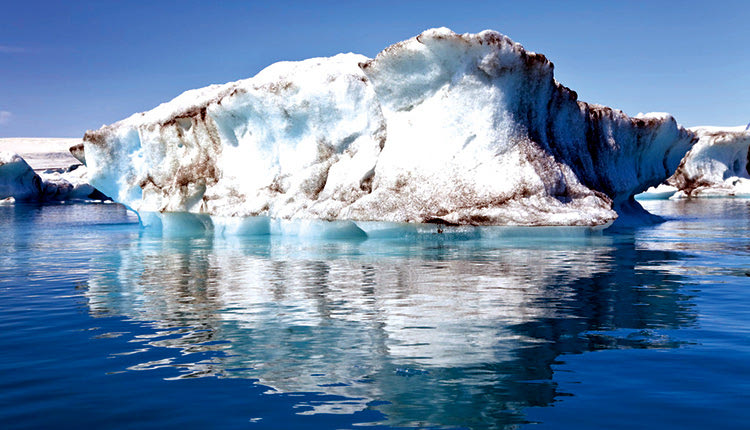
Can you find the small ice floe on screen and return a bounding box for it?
[635,184,679,201]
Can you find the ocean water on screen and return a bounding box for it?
[1,199,748,429]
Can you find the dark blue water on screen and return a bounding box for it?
[1,200,748,429]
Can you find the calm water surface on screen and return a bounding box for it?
[1,200,748,429]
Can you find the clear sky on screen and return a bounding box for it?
[1,0,748,137]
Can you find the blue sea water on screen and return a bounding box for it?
[1,199,748,429]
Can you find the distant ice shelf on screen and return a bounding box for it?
[0,137,82,171]
[81,27,696,233]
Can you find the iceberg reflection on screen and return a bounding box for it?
[83,232,695,428]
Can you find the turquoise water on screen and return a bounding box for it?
[1,200,748,429]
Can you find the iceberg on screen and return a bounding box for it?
[0,151,101,202]
[37,164,99,201]
[635,184,679,201]
[667,126,750,198]
[0,152,43,201]
[69,142,86,165]
[0,138,106,202]
[82,28,695,232]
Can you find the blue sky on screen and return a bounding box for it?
[1,0,747,137]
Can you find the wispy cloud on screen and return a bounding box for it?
[0,111,12,125]
[0,45,26,54]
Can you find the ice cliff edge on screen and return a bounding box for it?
[82,28,695,230]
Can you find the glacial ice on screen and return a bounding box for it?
[0,137,82,171]
[0,151,98,202]
[635,183,679,201]
[82,28,695,233]
[0,139,105,202]
[667,126,750,198]
[38,164,98,201]
[0,152,43,201]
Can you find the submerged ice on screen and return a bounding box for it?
[82,28,695,232]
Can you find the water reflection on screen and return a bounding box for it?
[82,229,696,428]
[0,202,139,286]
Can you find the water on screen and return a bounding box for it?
[1,199,748,429]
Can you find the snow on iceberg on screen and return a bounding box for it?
[667,126,750,198]
[82,28,695,232]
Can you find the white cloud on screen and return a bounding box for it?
[0,45,26,53]
[0,111,11,125]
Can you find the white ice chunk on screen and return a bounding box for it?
[0,147,104,202]
[635,184,679,200]
[38,165,97,201]
[0,152,42,200]
[667,126,750,198]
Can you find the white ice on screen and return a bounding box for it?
[635,184,679,200]
[0,152,42,201]
[0,138,82,171]
[0,139,99,202]
[667,126,750,198]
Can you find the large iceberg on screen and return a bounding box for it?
[667,126,750,198]
[82,28,695,232]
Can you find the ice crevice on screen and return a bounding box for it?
[81,27,696,236]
